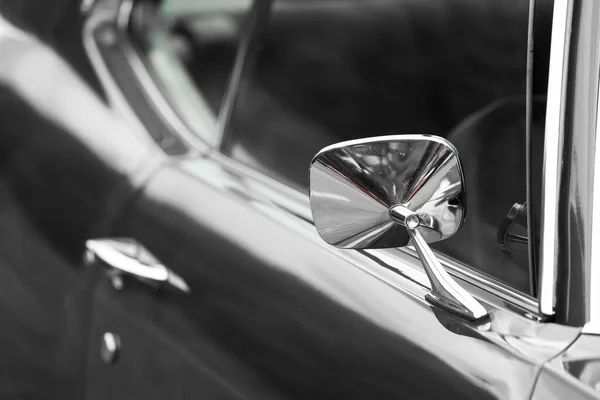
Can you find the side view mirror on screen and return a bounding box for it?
[309,135,487,321]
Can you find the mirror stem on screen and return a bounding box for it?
[390,205,488,321]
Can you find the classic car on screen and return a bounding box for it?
[0,0,598,398]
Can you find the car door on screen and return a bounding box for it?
[79,0,586,399]
[84,158,578,400]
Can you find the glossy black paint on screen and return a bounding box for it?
[85,272,283,399]
[98,158,576,400]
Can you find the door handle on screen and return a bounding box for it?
[84,238,190,293]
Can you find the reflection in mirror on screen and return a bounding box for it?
[309,135,465,249]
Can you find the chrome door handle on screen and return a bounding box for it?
[84,238,190,293]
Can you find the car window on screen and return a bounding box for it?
[133,0,552,295]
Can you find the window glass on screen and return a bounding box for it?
[221,0,546,294]
[135,0,554,295]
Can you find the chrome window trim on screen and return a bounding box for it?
[525,0,537,297]
[83,5,152,147]
[539,0,600,326]
[538,0,574,319]
[83,0,212,154]
[585,37,600,335]
[84,0,543,320]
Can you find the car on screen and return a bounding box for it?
[0,0,598,398]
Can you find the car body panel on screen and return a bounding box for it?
[82,158,579,399]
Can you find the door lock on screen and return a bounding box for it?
[100,332,121,365]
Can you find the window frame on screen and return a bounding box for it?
[539,0,600,328]
[82,0,576,322]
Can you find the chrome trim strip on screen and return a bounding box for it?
[525,0,538,296]
[585,54,600,335]
[83,0,211,154]
[538,0,573,319]
[83,10,158,150]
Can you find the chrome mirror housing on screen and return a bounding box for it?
[309,135,487,321]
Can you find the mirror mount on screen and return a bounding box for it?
[390,205,488,321]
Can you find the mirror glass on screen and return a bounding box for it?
[309,135,465,249]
